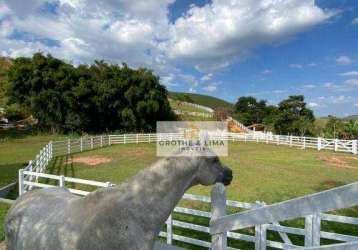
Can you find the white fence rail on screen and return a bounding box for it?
[169,99,215,113]
[173,109,214,118]
[210,183,358,250]
[18,171,358,250]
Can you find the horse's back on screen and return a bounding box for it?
[5,188,78,250]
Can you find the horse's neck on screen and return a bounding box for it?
[91,157,198,231]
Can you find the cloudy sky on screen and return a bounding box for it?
[0,0,358,117]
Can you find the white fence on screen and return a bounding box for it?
[170,99,215,113]
[16,132,358,249]
[210,183,358,250]
[18,170,358,250]
[22,132,357,185]
[173,109,214,118]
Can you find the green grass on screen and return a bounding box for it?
[169,99,211,113]
[0,130,73,188]
[1,137,358,248]
[169,92,234,110]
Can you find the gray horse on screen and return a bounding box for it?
[5,153,232,250]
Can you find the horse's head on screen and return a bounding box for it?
[195,156,233,186]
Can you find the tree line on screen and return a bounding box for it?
[232,95,358,138]
[5,53,174,133]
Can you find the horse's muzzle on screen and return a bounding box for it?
[217,167,233,186]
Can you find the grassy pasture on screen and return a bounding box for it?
[1,137,358,247]
[169,99,212,113]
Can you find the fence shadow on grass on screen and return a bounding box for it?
[46,155,76,189]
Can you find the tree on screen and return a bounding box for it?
[274,95,315,135]
[6,53,174,133]
[234,96,267,126]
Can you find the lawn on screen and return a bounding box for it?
[170,99,212,114]
[1,138,358,247]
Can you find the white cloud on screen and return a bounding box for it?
[188,87,196,93]
[203,84,217,92]
[261,69,272,75]
[344,79,358,86]
[354,103,358,107]
[352,17,358,25]
[166,0,332,71]
[308,102,319,108]
[0,0,334,77]
[201,73,213,81]
[289,64,303,69]
[339,71,358,77]
[336,55,353,65]
[307,62,317,67]
[272,90,287,94]
[303,84,316,89]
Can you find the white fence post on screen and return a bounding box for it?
[166,214,173,245]
[18,169,24,195]
[353,140,357,155]
[100,135,103,147]
[67,139,71,155]
[305,214,321,247]
[211,183,227,250]
[59,175,65,187]
[277,135,280,145]
[109,135,111,146]
[91,136,94,149]
[80,137,83,152]
[124,134,127,144]
[334,139,338,152]
[303,137,306,149]
[290,135,293,147]
[317,137,322,151]
[136,134,139,143]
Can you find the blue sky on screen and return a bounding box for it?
[0,0,358,117]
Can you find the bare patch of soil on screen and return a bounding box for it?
[66,155,112,166]
[124,148,147,157]
[320,155,358,170]
[0,242,5,250]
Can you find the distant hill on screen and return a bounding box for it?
[168,92,233,110]
[344,115,358,121]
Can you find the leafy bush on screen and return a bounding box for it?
[6,53,175,133]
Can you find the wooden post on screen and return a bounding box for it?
[124,134,126,144]
[136,134,139,143]
[91,136,94,149]
[290,135,293,147]
[67,139,71,155]
[303,137,306,149]
[211,183,227,250]
[59,175,65,187]
[80,137,83,152]
[109,135,111,146]
[100,135,103,147]
[166,214,173,245]
[352,140,357,155]
[19,169,24,195]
